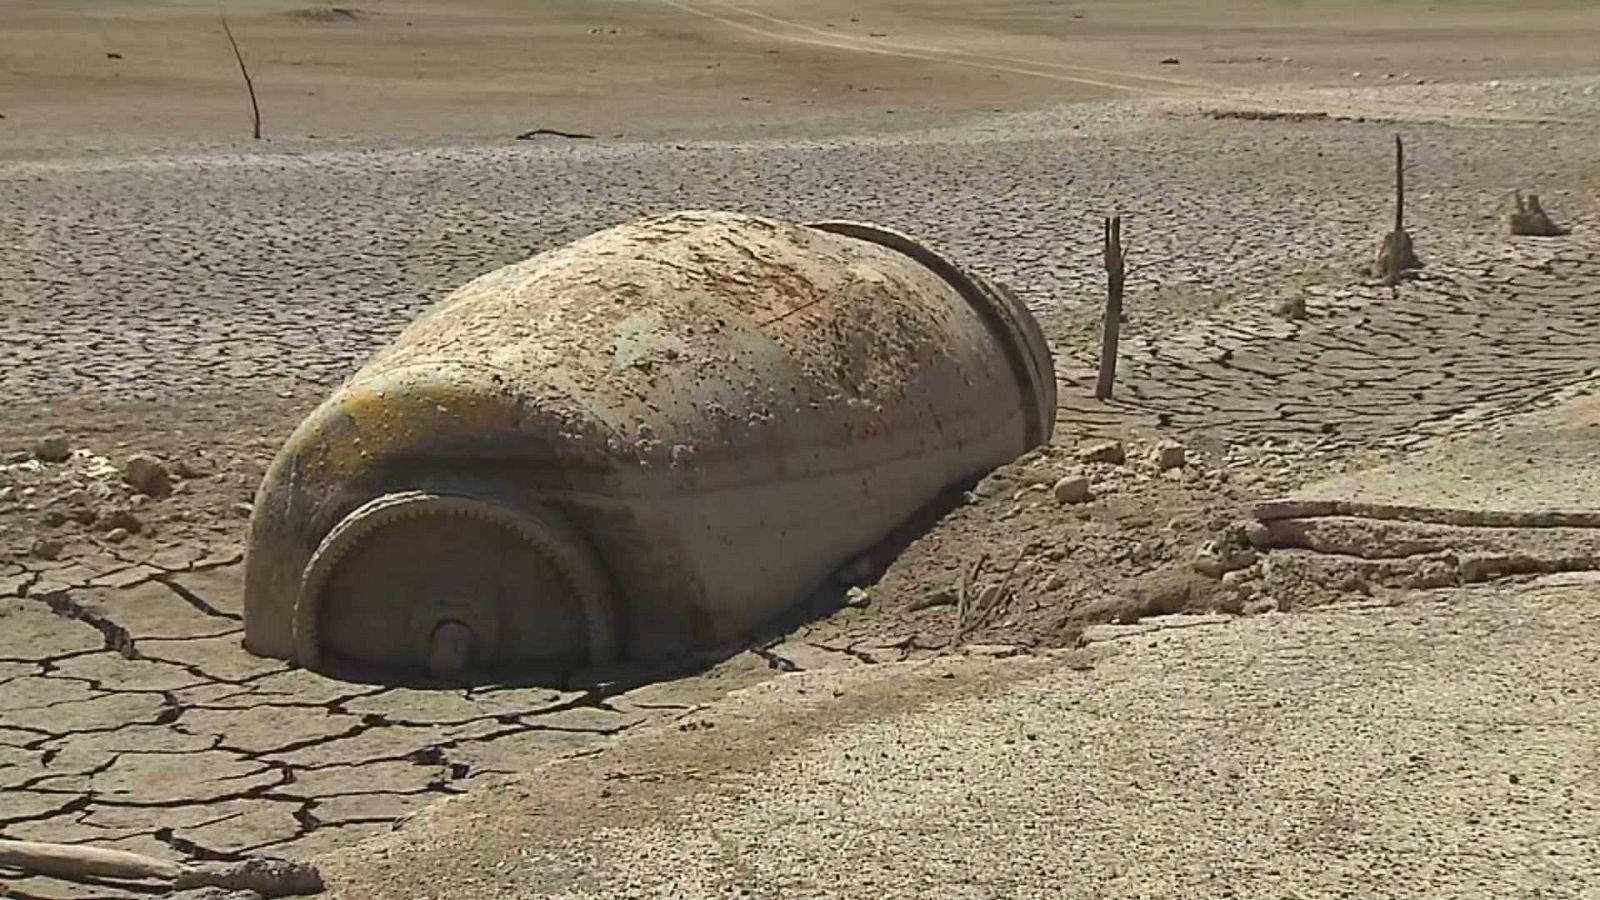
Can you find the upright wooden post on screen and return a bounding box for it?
[1395,132,1408,232]
[1095,216,1127,401]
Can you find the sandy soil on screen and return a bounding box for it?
[3,0,1599,151]
[2,1,1600,896]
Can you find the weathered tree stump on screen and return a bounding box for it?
[1095,216,1128,401]
[1509,191,1570,237]
[1367,135,1422,285]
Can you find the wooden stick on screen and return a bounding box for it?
[221,12,262,140]
[1095,216,1127,401]
[952,552,988,646]
[1393,135,1404,234]
[0,838,182,884]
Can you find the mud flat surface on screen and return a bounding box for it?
[319,571,1600,898]
[3,1,1600,895]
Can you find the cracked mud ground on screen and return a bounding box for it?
[3,46,1600,900]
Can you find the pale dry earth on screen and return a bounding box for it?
[5,0,1599,152]
[3,1,1600,896]
[319,572,1600,899]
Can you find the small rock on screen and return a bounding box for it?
[1159,57,1180,65]
[123,454,173,497]
[1151,440,1186,471]
[31,537,64,560]
[844,586,871,608]
[1053,475,1092,505]
[32,437,72,463]
[231,501,255,519]
[1077,440,1126,465]
[104,527,131,544]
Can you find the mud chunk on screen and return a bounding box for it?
[101,507,144,534]
[1151,440,1186,471]
[32,437,71,463]
[31,537,64,560]
[123,454,173,497]
[1053,475,1092,505]
[174,857,324,897]
[1077,440,1125,465]
[1193,526,1259,578]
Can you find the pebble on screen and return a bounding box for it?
[1053,475,1092,505]
[123,454,173,497]
[1151,440,1186,471]
[231,501,255,518]
[1077,440,1126,465]
[32,437,72,463]
[104,528,131,544]
[844,586,871,608]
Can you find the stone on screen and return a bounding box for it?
[1151,441,1186,471]
[30,537,64,560]
[231,501,254,518]
[123,454,173,497]
[844,586,871,608]
[32,437,71,463]
[1077,440,1125,465]
[105,527,131,544]
[1053,476,1092,505]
